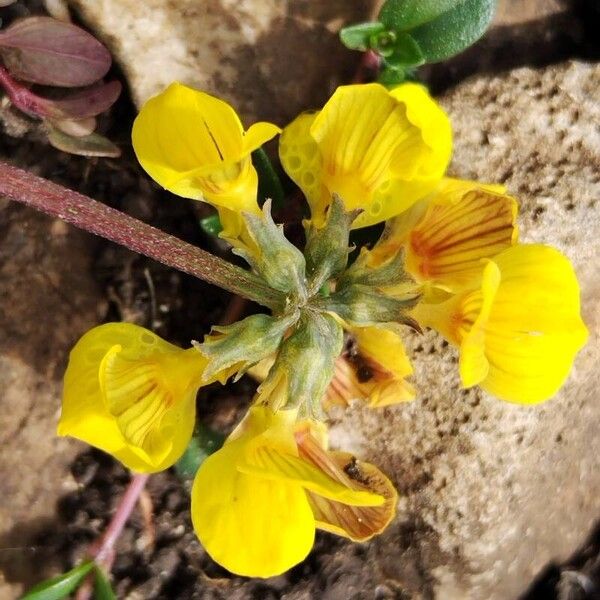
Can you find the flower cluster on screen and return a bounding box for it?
[59,81,587,577]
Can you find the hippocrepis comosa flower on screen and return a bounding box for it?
[132,82,280,241]
[191,405,396,577]
[58,78,588,582]
[279,82,452,228]
[411,244,588,403]
[59,322,232,473]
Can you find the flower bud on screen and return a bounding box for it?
[257,311,343,417]
[235,200,307,298]
[199,311,299,382]
[304,194,358,292]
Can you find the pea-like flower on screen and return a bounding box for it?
[370,178,518,294]
[58,323,228,473]
[191,405,397,577]
[411,244,588,403]
[279,82,452,228]
[132,82,280,240]
[326,325,415,409]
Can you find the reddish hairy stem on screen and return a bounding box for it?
[352,50,381,83]
[0,161,284,310]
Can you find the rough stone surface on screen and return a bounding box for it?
[67,0,378,122]
[329,61,600,600]
[0,202,106,598]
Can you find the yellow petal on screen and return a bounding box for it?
[191,438,314,578]
[413,245,589,403]
[310,84,427,225]
[359,176,440,229]
[280,83,451,228]
[478,245,588,403]
[296,429,397,541]
[368,178,507,267]
[458,260,500,387]
[132,82,278,216]
[278,111,325,224]
[236,408,382,506]
[243,121,281,154]
[405,182,518,291]
[240,446,384,506]
[191,406,315,578]
[132,83,241,193]
[388,83,452,181]
[59,323,206,472]
[325,326,415,408]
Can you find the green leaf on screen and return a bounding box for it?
[93,566,117,600]
[46,125,121,158]
[21,561,94,600]
[339,22,385,51]
[379,0,462,30]
[385,32,425,67]
[175,424,225,479]
[409,0,496,63]
[199,214,223,236]
[252,147,285,211]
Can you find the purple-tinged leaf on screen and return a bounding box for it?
[36,80,121,119]
[46,124,121,157]
[0,17,111,87]
[47,116,97,137]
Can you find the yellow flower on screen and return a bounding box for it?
[412,244,588,403]
[191,406,397,577]
[326,325,415,408]
[132,82,280,239]
[58,323,217,473]
[279,82,452,228]
[370,178,518,294]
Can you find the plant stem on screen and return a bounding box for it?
[91,473,150,566]
[0,161,285,310]
[75,473,149,600]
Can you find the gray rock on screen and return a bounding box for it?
[67,0,378,123]
[329,61,600,599]
[0,204,106,598]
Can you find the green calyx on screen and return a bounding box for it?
[223,195,420,416]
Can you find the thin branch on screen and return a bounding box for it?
[0,161,285,310]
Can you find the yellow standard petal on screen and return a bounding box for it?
[279,83,451,229]
[369,178,518,293]
[413,244,589,403]
[132,82,280,216]
[58,322,208,472]
[325,326,415,409]
[406,180,518,291]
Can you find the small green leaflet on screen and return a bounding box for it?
[20,561,94,600]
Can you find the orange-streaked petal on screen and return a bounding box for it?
[406,185,518,290]
[325,326,415,408]
[296,429,397,541]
